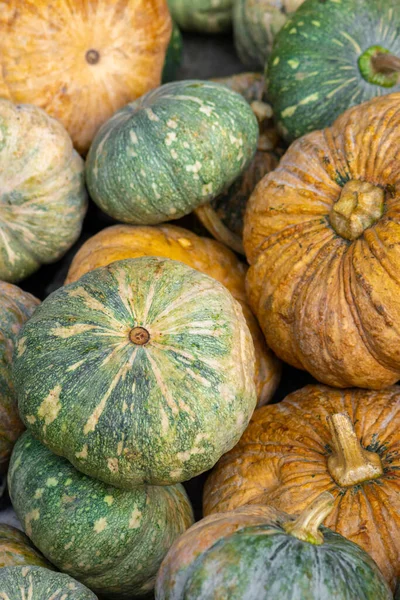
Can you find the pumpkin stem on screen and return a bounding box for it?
[327,413,384,487]
[371,53,400,75]
[359,46,400,88]
[129,327,150,345]
[283,492,334,545]
[329,180,384,241]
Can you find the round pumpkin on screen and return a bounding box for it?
[0,524,53,570]
[9,432,193,598]
[65,224,281,407]
[204,384,400,590]
[162,22,183,83]
[14,256,256,488]
[0,282,39,472]
[267,0,400,141]
[0,0,171,155]
[244,93,400,389]
[0,99,87,283]
[167,0,232,33]
[157,493,392,599]
[0,566,97,599]
[85,80,258,226]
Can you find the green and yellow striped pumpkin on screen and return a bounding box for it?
[0,566,97,599]
[0,524,53,570]
[167,0,233,33]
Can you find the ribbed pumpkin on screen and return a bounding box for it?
[0,566,97,599]
[167,0,232,33]
[162,22,183,83]
[0,0,171,155]
[9,433,193,599]
[86,80,258,226]
[267,0,400,141]
[0,524,53,570]
[0,99,87,283]
[157,494,392,600]
[65,224,281,407]
[14,257,256,488]
[0,282,39,472]
[204,384,400,590]
[244,93,400,389]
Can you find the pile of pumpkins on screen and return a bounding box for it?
[1,0,400,598]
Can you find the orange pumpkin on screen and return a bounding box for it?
[0,1,171,154]
[66,224,281,406]
[244,93,400,389]
[204,384,400,589]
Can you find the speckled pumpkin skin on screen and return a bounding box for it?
[9,433,194,599]
[162,22,183,83]
[0,100,87,283]
[14,257,256,488]
[86,80,258,225]
[0,282,39,472]
[267,0,400,141]
[244,93,400,389]
[156,504,392,600]
[0,524,53,570]
[0,0,171,155]
[204,384,400,590]
[168,0,232,33]
[0,566,97,599]
[65,224,281,407]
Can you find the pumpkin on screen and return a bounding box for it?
[162,22,183,83]
[14,256,256,488]
[244,93,400,389]
[0,282,39,472]
[0,99,87,283]
[0,524,53,570]
[167,0,232,33]
[85,80,258,226]
[0,0,171,155]
[0,566,97,599]
[9,432,194,599]
[204,384,400,590]
[233,0,304,69]
[156,493,392,599]
[65,224,281,407]
[267,0,400,141]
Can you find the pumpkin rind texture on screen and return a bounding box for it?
[267,0,400,141]
[204,384,400,590]
[65,224,281,407]
[0,566,97,599]
[168,0,233,33]
[0,100,87,283]
[0,0,172,154]
[14,256,256,487]
[9,433,194,599]
[0,282,39,472]
[244,93,400,389]
[0,524,53,570]
[86,80,259,225]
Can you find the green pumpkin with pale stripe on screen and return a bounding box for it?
[14,257,256,488]
[0,566,97,599]
[267,0,400,141]
[86,81,258,225]
[9,433,194,599]
[167,0,233,33]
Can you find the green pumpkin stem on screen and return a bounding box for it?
[283,492,334,546]
[327,413,384,487]
[372,52,400,75]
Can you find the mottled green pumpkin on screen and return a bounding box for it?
[9,433,194,599]
[14,257,256,488]
[86,81,258,226]
[0,281,39,473]
[162,22,183,83]
[267,0,400,141]
[167,0,232,33]
[0,566,97,599]
[0,524,53,570]
[0,99,87,282]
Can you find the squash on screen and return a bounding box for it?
[204,384,400,590]
[86,80,258,226]
[14,256,256,488]
[244,93,400,389]
[0,0,172,155]
[267,0,400,141]
[0,524,53,570]
[0,282,39,472]
[65,224,281,407]
[9,432,193,599]
[233,0,304,69]
[0,99,87,283]
[167,0,232,33]
[156,493,392,599]
[162,22,183,83]
[0,566,97,599]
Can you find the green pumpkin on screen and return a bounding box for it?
[9,433,194,599]
[0,566,97,599]
[156,494,392,600]
[86,81,258,226]
[0,524,53,570]
[14,257,256,488]
[267,0,400,141]
[162,22,183,83]
[0,99,87,282]
[167,0,232,33]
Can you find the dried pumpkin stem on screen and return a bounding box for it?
[372,53,400,74]
[283,492,334,546]
[327,413,384,487]
[329,180,384,240]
